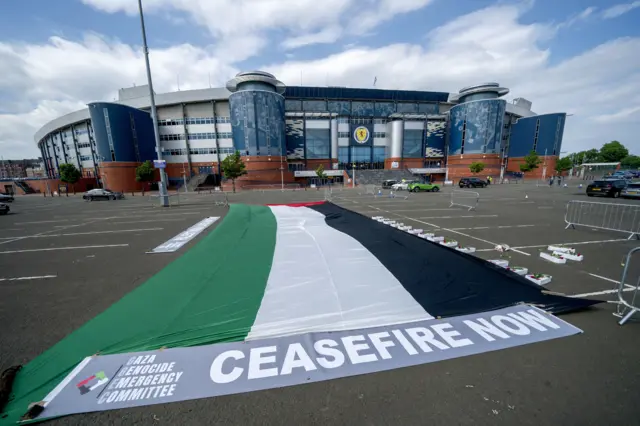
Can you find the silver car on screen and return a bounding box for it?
[621,182,640,199]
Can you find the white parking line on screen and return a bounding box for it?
[448,224,538,231]
[416,215,499,219]
[110,218,190,225]
[15,219,72,225]
[0,275,57,282]
[587,273,636,289]
[511,239,629,250]
[371,207,529,255]
[0,244,129,255]
[570,287,636,298]
[32,228,164,238]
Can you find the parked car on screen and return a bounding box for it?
[621,182,640,199]
[408,182,440,192]
[391,181,417,191]
[586,179,627,198]
[458,177,488,188]
[0,193,14,202]
[381,180,398,189]
[83,188,125,201]
[0,203,9,215]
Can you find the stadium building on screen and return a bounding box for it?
[30,70,566,193]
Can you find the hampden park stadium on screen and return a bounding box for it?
[23,70,565,193]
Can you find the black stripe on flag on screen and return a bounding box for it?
[309,203,600,318]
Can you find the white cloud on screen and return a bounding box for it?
[602,1,640,19]
[592,106,640,123]
[1,2,639,159]
[0,34,237,158]
[266,5,640,154]
[81,0,435,54]
[282,26,343,50]
[557,6,597,29]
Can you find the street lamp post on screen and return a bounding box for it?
[138,0,169,207]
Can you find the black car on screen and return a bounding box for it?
[381,180,398,189]
[0,203,9,215]
[0,193,14,202]
[586,179,627,198]
[83,189,125,201]
[459,177,488,188]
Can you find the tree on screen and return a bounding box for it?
[59,163,81,195]
[135,160,155,194]
[469,162,485,174]
[520,150,542,174]
[555,157,573,174]
[599,141,629,163]
[315,164,327,179]
[136,160,155,183]
[621,155,640,169]
[220,151,247,193]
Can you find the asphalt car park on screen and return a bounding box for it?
[1,185,639,426]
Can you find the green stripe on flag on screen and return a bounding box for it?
[2,204,276,425]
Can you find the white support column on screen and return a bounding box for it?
[330,118,338,163]
[390,120,404,159]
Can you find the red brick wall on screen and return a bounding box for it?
[506,156,557,179]
[446,154,502,179]
[18,178,97,195]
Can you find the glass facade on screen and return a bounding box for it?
[448,99,506,155]
[402,129,423,158]
[350,146,371,162]
[305,128,330,159]
[229,91,285,156]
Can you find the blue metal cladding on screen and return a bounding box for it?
[425,120,446,157]
[87,102,156,162]
[285,119,304,160]
[508,113,566,157]
[448,99,506,155]
[229,91,286,156]
[374,102,396,117]
[284,86,449,102]
[351,101,375,117]
[328,101,351,115]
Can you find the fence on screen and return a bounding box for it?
[616,247,640,325]
[564,200,640,240]
[364,184,378,196]
[450,190,479,211]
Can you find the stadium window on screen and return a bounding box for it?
[338,132,349,138]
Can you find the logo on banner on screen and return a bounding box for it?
[77,371,109,395]
[353,126,370,144]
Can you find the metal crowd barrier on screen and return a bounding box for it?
[616,247,640,325]
[363,184,377,196]
[564,200,640,240]
[450,189,479,211]
[211,191,229,207]
[324,187,333,202]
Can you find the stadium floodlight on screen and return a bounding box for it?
[138,0,169,207]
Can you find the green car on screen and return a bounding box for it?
[408,182,440,192]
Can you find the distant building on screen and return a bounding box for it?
[34,72,566,192]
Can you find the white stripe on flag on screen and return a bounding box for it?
[246,206,433,340]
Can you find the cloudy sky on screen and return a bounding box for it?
[1,0,639,159]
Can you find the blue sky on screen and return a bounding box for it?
[1,0,639,158]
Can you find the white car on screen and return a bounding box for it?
[391,181,416,191]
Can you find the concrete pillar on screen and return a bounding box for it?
[330,118,338,161]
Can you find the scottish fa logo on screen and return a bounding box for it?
[353,126,370,144]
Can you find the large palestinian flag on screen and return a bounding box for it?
[1,202,598,424]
